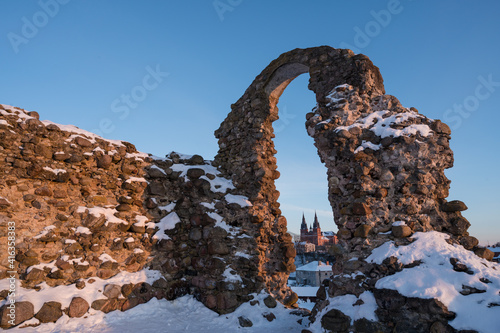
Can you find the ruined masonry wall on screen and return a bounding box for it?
[0,46,493,330]
[0,104,275,328]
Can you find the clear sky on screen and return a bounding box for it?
[1,1,499,244]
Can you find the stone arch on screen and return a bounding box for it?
[215,46,384,201]
[213,46,387,302]
[214,46,469,306]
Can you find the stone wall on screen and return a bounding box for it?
[0,46,494,330]
[0,103,293,328]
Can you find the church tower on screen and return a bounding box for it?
[312,211,322,245]
[300,213,308,241]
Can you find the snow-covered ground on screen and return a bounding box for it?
[9,293,308,332]
[367,231,500,333]
[308,231,500,333]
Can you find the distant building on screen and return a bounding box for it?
[299,213,338,247]
[291,286,319,303]
[295,260,333,287]
[296,241,316,253]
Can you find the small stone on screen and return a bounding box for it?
[76,280,86,289]
[0,301,34,328]
[406,204,418,215]
[28,111,40,119]
[97,269,117,280]
[74,136,92,147]
[351,202,372,216]
[450,258,469,272]
[353,224,371,238]
[263,295,277,308]
[53,189,67,198]
[121,297,143,311]
[103,284,122,299]
[121,284,134,297]
[34,186,53,196]
[23,194,36,202]
[204,295,217,309]
[96,155,112,169]
[392,225,412,238]
[207,241,229,255]
[17,184,29,192]
[25,268,45,281]
[442,200,468,212]
[431,120,451,135]
[283,292,298,307]
[187,168,205,179]
[188,155,204,165]
[53,152,70,161]
[48,270,64,279]
[91,299,121,313]
[337,228,352,239]
[238,316,253,327]
[115,203,131,212]
[337,129,351,139]
[189,228,202,241]
[460,285,486,296]
[68,297,89,318]
[459,236,478,250]
[474,248,494,261]
[130,224,146,233]
[35,301,62,323]
[152,279,169,289]
[380,136,393,147]
[31,200,42,209]
[380,170,394,181]
[429,321,454,333]
[448,216,470,235]
[321,309,351,333]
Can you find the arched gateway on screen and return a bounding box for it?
[213,46,475,306]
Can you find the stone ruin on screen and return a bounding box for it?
[0,46,495,330]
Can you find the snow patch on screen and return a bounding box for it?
[153,212,181,241]
[43,166,67,175]
[225,194,252,207]
[125,177,148,184]
[336,110,433,139]
[33,225,56,239]
[354,140,381,154]
[75,226,92,235]
[222,266,243,283]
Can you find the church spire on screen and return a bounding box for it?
[313,211,320,229]
[300,213,307,230]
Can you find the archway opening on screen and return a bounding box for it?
[271,73,337,252]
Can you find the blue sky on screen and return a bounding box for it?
[1,0,499,244]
